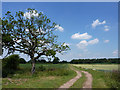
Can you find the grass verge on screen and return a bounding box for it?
[73,66,110,88]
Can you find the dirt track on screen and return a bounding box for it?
[82,71,92,88]
[58,67,92,89]
[58,70,82,89]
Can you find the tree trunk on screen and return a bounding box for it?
[31,59,35,74]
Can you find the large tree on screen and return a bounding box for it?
[2,8,70,74]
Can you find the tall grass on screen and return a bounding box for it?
[105,70,120,88]
[8,64,74,78]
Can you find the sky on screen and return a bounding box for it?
[1,2,118,61]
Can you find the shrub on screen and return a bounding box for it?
[2,54,20,78]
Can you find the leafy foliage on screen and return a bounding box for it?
[2,54,20,77]
[2,8,70,59]
[2,8,70,73]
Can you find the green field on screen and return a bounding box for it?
[72,64,120,88]
[73,65,120,88]
[73,64,119,71]
[2,64,76,88]
[2,64,120,88]
[73,66,110,88]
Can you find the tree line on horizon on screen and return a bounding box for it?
[1,54,119,64]
[16,57,120,64]
[70,58,120,64]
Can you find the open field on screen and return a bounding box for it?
[73,66,110,88]
[2,64,76,88]
[73,64,119,71]
[73,65,120,88]
[2,64,120,88]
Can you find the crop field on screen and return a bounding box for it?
[73,64,119,71]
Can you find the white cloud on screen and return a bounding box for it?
[104,25,110,31]
[113,50,118,56]
[71,32,92,40]
[104,40,109,43]
[92,19,106,28]
[88,38,99,45]
[76,40,88,49]
[104,28,109,31]
[76,38,99,49]
[24,10,39,19]
[55,25,64,32]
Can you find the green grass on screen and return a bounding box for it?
[2,64,76,88]
[70,72,86,88]
[73,66,110,88]
[73,64,118,71]
[0,78,2,90]
[74,66,120,88]
[69,65,86,88]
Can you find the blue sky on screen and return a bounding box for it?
[1,2,118,61]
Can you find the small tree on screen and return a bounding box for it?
[53,57,60,64]
[2,8,70,74]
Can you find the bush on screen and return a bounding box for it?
[2,54,20,78]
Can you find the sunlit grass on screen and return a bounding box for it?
[73,64,118,71]
[2,64,76,88]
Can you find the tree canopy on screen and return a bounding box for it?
[2,8,70,73]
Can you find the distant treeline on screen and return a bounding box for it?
[27,59,68,64]
[26,58,120,64]
[2,54,120,64]
[70,58,120,64]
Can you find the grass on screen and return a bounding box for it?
[73,65,120,88]
[70,72,86,88]
[73,64,118,71]
[73,66,109,88]
[2,64,76,88]
[104,70,120,88]
[69,65,86,88]
[3,63,119,88]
